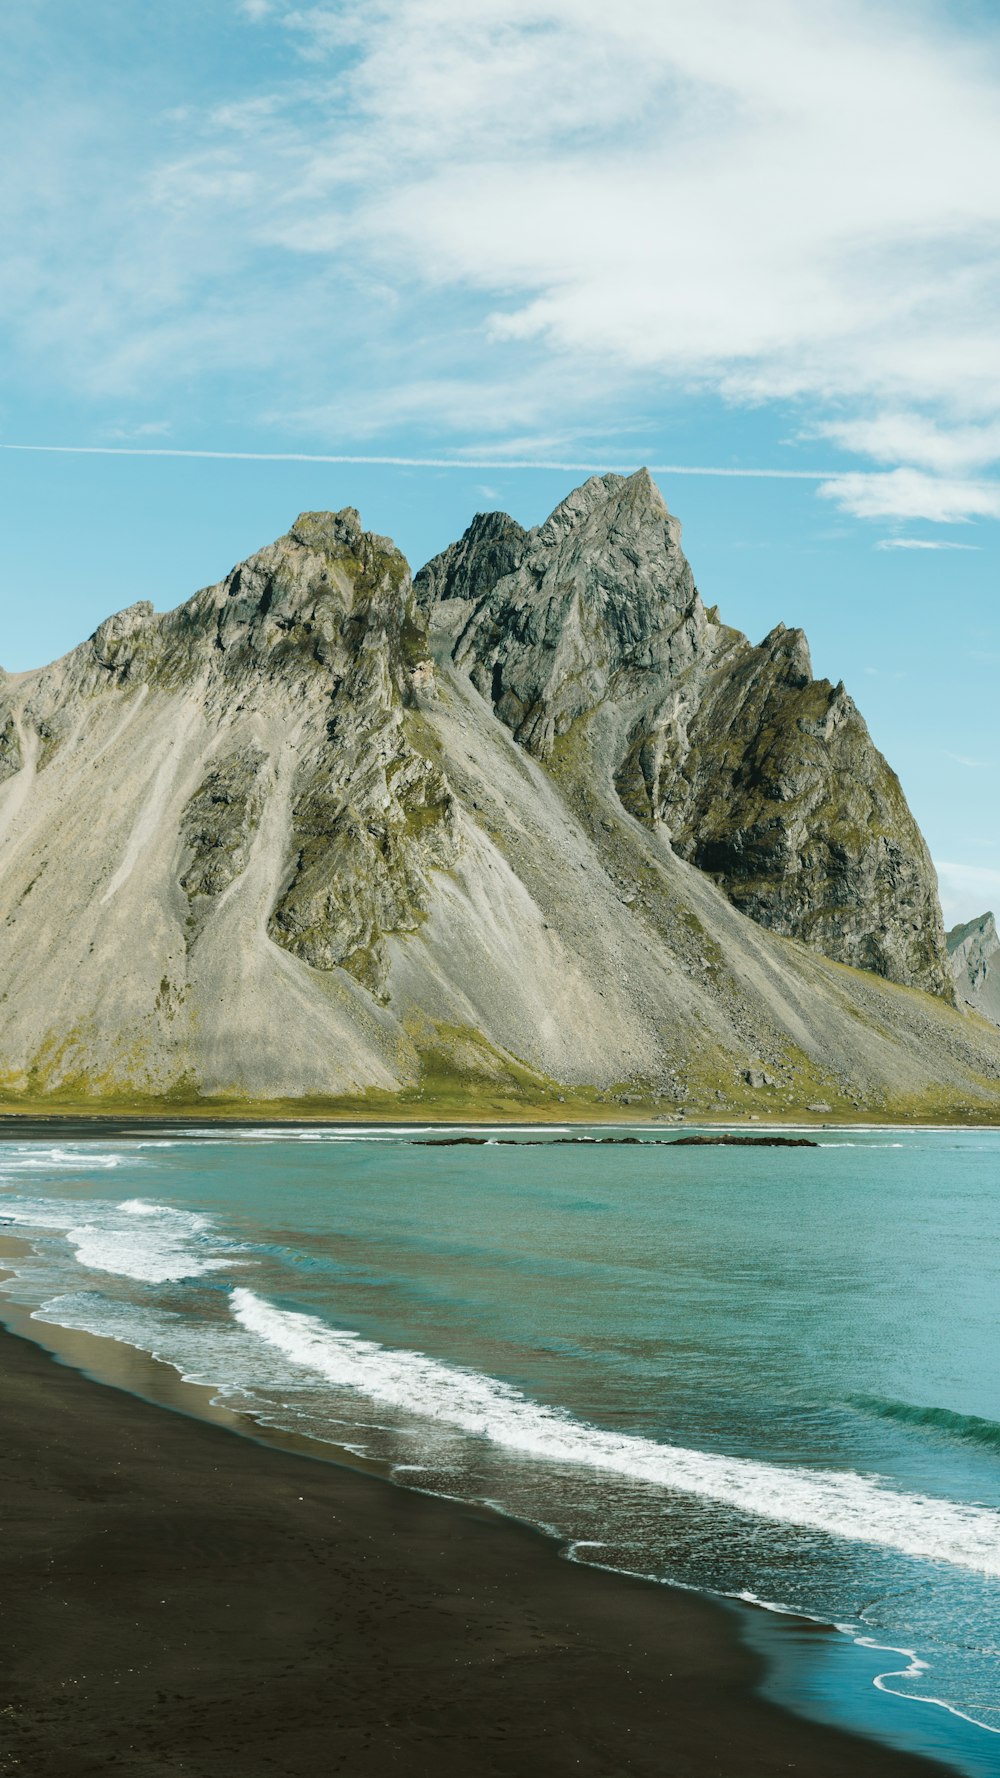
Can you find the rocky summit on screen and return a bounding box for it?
[947,912,1000,1027]
[417,471,949,996]
[0,470,996,1119]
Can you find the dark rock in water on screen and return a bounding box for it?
[419,1131,817,1150]
[420,1134,664,1147]
[553,1135,655,1145]
[422,1136,489,1145]
[671,1133,818,1148]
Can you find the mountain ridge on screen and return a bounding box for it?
[0,472,996,1122]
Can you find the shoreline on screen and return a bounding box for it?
[7,1282,995,1777]
[0,1314,960,1778]
[2,1110,1000,1137]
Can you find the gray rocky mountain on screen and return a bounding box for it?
[417,471,949,996]
[947,912,1000,1026]
[0,471,995,1118]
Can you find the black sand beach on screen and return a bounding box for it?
[0,1323,958,1778]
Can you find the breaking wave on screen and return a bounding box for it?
[1,1194,244,1284]
[851,1395,1000,1454]
[231,1288,1000,1578]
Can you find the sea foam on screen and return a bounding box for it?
[231,1286,1000,1579]
[1,1193,243,1284]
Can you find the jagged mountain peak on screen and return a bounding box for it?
[71,505,417,703]
[756,623,813,684]
[86,502,404,634]
[534,466,674,546]
[289,506,364,550]
[947,911,1000,1027]
[418,476,949,998]
[206,505,410,643]
[418,468,681,622]
[416,469,700,763]
[948,910,998,951]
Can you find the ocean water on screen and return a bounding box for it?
[1,1124,998,1773]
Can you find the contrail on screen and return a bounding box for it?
[0,442,836,479]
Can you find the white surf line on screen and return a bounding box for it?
[732,1593,1000,1741]
[0,443,838,478]
[859,1638,1000,1738]
[232,1289,1000,1579]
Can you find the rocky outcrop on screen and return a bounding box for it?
[0,708,22,784]
[948,913,1000,1026]
[179,745,270,940]
[417,470,950,998]
[656,626,949,995]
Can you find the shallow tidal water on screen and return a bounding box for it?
[1,1123,998,1773]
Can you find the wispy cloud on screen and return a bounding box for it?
[104,420,173,441]
[875,537,980,551]
[945,752,992,769]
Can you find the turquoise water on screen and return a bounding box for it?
[1,1124,998,1772]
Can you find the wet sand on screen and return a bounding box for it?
[0,1323,957,1778]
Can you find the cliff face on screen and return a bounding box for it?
[416,471,950,998]
[948,913,1000,1026]
[0,473,992,1116]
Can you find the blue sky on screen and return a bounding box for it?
[2,0,999,926]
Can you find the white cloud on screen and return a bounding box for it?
[332,4,1000,408]
[6,0,1000,504]
[875,537,980,551]
[944,752,992,769]
[816,414,1000,474]
[818,470,1000,524]
[105,420,172,441]
[935,860,1000,931]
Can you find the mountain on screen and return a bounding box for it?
[947,913,1000,1027]
[416,470,950,996]
[0,471,996,1121]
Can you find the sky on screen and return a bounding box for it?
[1,0,999,926]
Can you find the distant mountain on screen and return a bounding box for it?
[0,471,996,1118]
[947,913,1000,1027]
